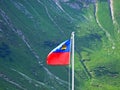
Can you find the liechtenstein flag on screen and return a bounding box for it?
[46,40,71,65]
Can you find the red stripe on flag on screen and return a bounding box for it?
[47,52,70,65]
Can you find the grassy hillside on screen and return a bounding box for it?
[0,0,120,90]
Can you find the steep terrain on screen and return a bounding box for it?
[0,0,120,90]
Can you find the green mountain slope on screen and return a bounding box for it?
[0,0,120,90]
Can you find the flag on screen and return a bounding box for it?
[46,40,71,65]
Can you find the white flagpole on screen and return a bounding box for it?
[71,32,74,90]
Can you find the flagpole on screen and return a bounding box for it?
[71,32,74,90]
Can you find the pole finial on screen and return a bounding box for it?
[72,32,75,35]
[71,32,75,39]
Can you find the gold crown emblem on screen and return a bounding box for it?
[61,45,67,50]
